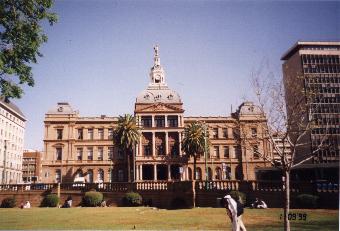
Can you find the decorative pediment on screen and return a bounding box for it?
[136,103,184,113]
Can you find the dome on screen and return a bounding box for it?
[136,88,182,104]
[46,102,77,115]
[238,101,262,115]
[136,45,182,104]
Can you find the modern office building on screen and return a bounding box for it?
[22,150,42,183]
[281,41,340,181]
[42,46,272,183]
[0,97,26,184]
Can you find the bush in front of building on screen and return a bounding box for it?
[41,194,60,207]
[122,192,143,207]
[82,191,103,207]
[1,197,16,208]
[296,194,319,208]
[229,190,247,205]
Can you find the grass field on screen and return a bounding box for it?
[0,207,338,230]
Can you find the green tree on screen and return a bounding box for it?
[0,0,57,98]
[182,121,208,207]
[112,114,140,182]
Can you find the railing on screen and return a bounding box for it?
[196,181,240,191]
[136,181,168,191]
[0,183,56,192]
[0,181,338,193]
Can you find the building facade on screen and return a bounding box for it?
[0,97,26,184]
[42,46,272,183]
[281,41,340,181]
[22,150,42,183]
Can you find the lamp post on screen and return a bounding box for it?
[203,123,208,183]
[2,140,8,184]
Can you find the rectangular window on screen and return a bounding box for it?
[118,169,124,182]
[212,128,218,139]
[223,146,229,158]
[56,129,63,140]
[156,145,164,155]
[155,116,165,127]
[108,147,114,160]
[253,146,259,159]
[55,169,61,183]
[170,145,178,156]
[87,148,93,160]
[251,128,257,138]
[222,128,228,138]
[98,129,104,140]
[213,146,220,158]
[77,129,83,140]
[56,148,62,160]
[88,129,94,140]
[167,116,178,127]
[98,147,103,160]
[143,145,151,156]
[141,116,152,127]
[76,148,83,160]
[108,128,113,139]
[118,149,124,160]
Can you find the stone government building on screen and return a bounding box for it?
[42,46,272,183]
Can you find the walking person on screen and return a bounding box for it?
[235,196,247,231]
[223,195,247,231]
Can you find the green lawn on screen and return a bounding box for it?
[0,207,338,230]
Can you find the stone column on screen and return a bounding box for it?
[136,165,140,181]
[178,132,182,156]
[152,132,156,156]
[140,165,143,181]
[154,164,157,181]
[152,115,155,127]
[165,132,169,155]
[165,115,168,127]
[139,135,142,156]
[168,165,171,180]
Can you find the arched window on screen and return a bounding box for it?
[196,167,202,180]
[215,167,222,180]
[118,169,124,182]
[207,167,212,181]
[188,167,192,180]
[87,170,93,183]
[97,169,104,182]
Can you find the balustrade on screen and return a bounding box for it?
[0,181,338,193]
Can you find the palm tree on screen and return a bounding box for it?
[112,114,140,182]
[182,121,208,207]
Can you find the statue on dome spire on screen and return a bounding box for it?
[154,45,159,56]
[154,44,160,66]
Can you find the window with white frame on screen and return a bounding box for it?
[76,148,83,160]
[88,128,94,140]
[87,147,93,160]
[98,147,103,160]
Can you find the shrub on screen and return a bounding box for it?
[1,197,16,208]
[296,194,318,208]
[229,190,246,205]
[41,194,60,207]
[122,192,142,207]
[83,191,103,207]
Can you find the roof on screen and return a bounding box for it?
[136,87,182,104]
[281,41,340,61]
[0,96,26,120]
[46,102,77,115]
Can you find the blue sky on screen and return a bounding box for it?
[13,0,340,150]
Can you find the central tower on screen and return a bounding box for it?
[134,45,187,182]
